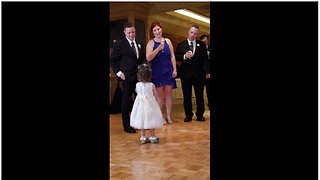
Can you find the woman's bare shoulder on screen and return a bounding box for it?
[147,39,154,44]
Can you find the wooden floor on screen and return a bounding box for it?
[110,98,210,180]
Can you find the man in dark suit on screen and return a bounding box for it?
[175,25,210,122]
[200,34,211,110]
[110,22,146,133]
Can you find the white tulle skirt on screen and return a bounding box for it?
[130,95,163,129]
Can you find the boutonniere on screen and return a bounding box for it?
[196,44,200,47]
[138,44,141,49]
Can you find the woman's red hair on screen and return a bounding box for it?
[150,22,162,32]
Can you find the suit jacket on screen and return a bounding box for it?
[110,38,146,82]
[175,39,209,80]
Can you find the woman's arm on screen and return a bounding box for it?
[166,38,177,77]
[146,40,162,62]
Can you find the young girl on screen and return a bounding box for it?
[130,63,163,143]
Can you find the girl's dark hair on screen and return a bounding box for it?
[137,63,152,82]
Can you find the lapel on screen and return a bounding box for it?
[122,39,137,58]
[193,40,200,57]
[136,42,142,59]
[184,40,189,51]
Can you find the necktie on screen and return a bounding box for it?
[131,42,137,56]
[189,41,194,54]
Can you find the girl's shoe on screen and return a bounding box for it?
[149,136,159,143]
[140,136,147,144]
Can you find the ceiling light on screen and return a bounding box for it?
[174,9,210,24]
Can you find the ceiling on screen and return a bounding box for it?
[146,2,210,37]
[110,2,210,38]
[188,4,210,18]
[146,2,210,18]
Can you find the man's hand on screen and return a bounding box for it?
[120,73,125,80]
